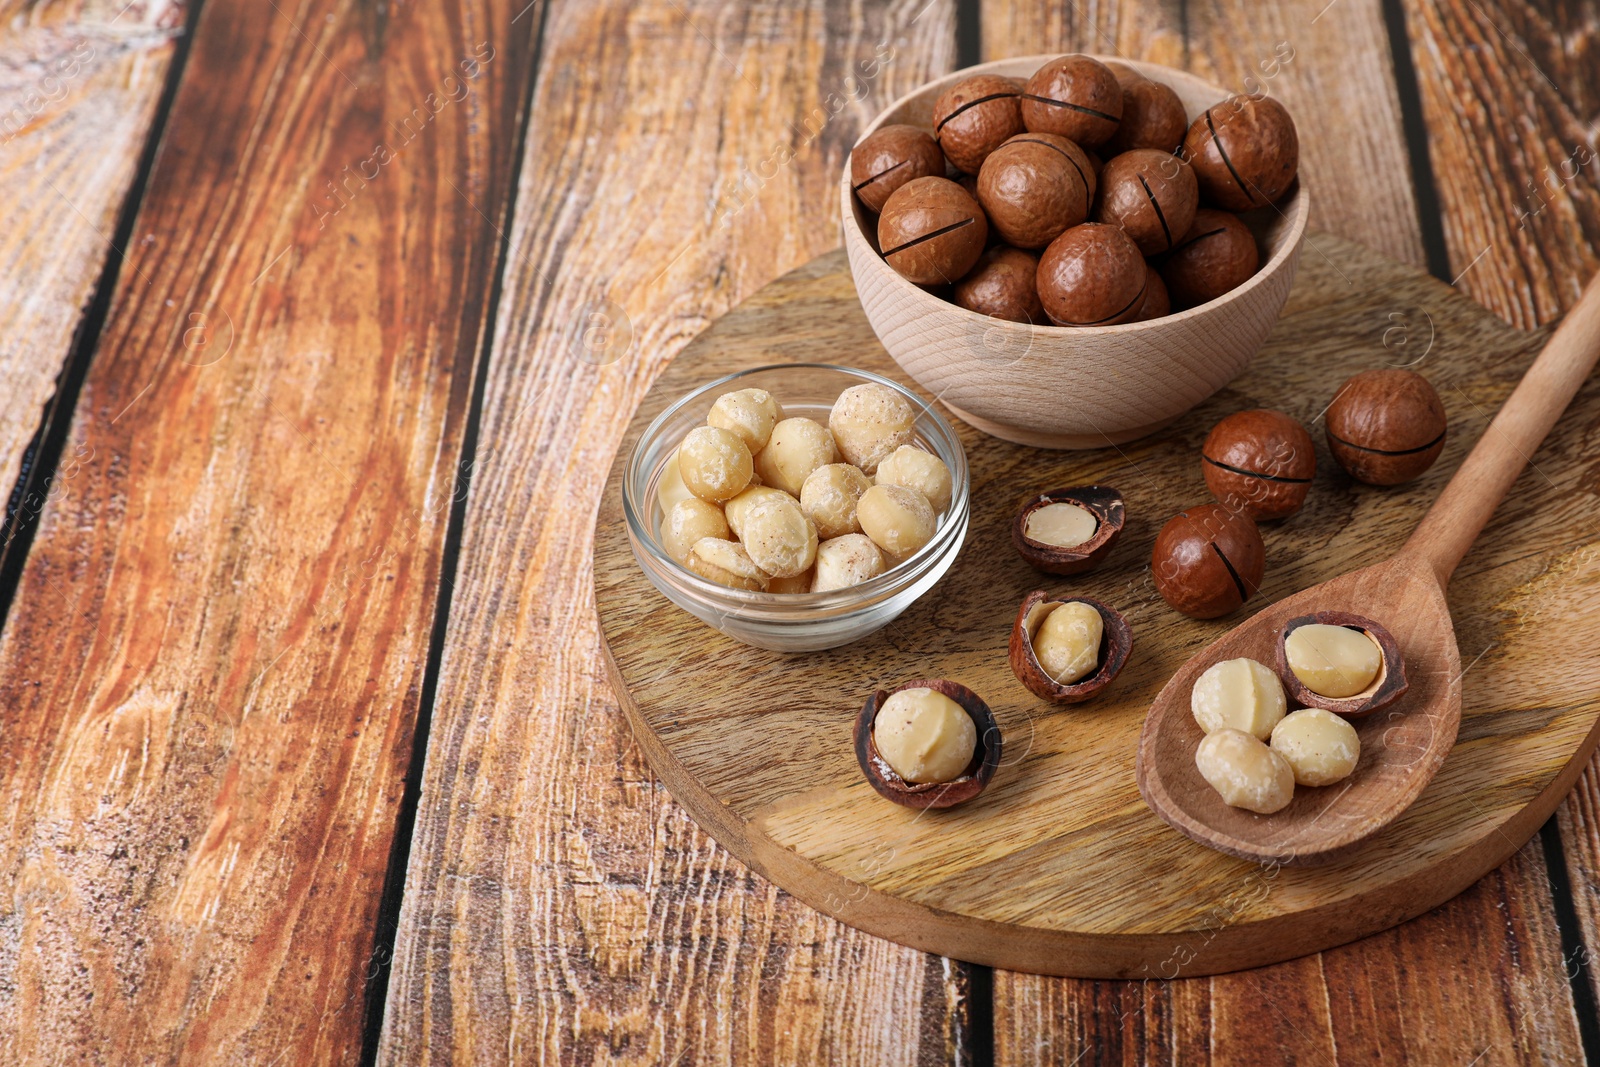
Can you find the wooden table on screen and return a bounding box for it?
[2,0,1597,1062]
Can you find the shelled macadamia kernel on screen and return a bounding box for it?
[800,463,872,540]
[725,484,793,541]
[661,498,730,565]
[739,495,818,579]
[858,483,937,559]
[828,383,916,475]
[1270,709,1360,786]
[874,445,953,514]
[1195,728,1295,814]
[1283,623,1382,698]
[655,379,955,598]
[873,687,977,784]
[658,448,694,512]
[1032,600,1102,685]
[686,537,768,591]
[1023,501,1097,548]
[708,388,783,452]
[755,417,837,496]
[812,534,887,592]
[678,426,753,503]
[1190,658,1286,739]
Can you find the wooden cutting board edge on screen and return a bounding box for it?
[598,639,1600,976]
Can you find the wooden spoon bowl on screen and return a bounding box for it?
[1138,272,1600,865]
[1138,554,1458,864]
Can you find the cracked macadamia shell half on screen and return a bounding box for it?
[1011,486,1125,575]
[855,680,1002,809]
[1009,591,1133,704]
[1276,612,1408,718]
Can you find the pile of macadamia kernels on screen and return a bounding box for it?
[850,55,1299,324]
[658,384,953,593]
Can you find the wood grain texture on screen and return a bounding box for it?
[1403,0,1600,328]
[992,840,1585,1065]
[979,0,1424,268]
[1399,0,1600,1022]
[594,237,1600,979]
[0,0,534,1062]
[842,55,1309,448]
[379,2,971,1063]
[0,0,180,529]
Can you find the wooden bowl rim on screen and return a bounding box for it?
[838,54,1311,337]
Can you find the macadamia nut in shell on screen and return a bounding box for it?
[851,124,946,213]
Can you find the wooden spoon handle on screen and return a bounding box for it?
[1404,274,1600,582]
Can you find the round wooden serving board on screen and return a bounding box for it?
[593,235,1600,977]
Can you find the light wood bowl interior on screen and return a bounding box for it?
[840,55,1311,449]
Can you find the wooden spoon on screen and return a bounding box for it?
[1138,277,1600,865]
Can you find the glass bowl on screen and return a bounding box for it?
[623,363,970,652]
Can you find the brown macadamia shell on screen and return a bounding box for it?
[851,124,948,213]
[932,74,1025,175]
[1134,264,1170,321]
[976,133,1097,249]
[951,246,1044,323]
[1158,208,1260,309]
[877,176,989,285]
[1021,55,1123,147]
[1201,408,1316,520]
[1036,222,1147,326]
[1325,369,1448,485]
[1104,64,1188,154]
[1182,94,1300,211]
[1151,503,1266,618]
[1093,148,1199,254]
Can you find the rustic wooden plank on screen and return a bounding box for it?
[982,0,1588,1061]
[994,841,1584,1065]
[1403,0,1600,328]
[1401,0,1600,1026]
[978,0,1424,267]
[0,0,180,538]
[379,1,970,1063]
[0,0,535,1062]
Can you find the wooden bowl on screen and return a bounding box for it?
[840,56,1310,449]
